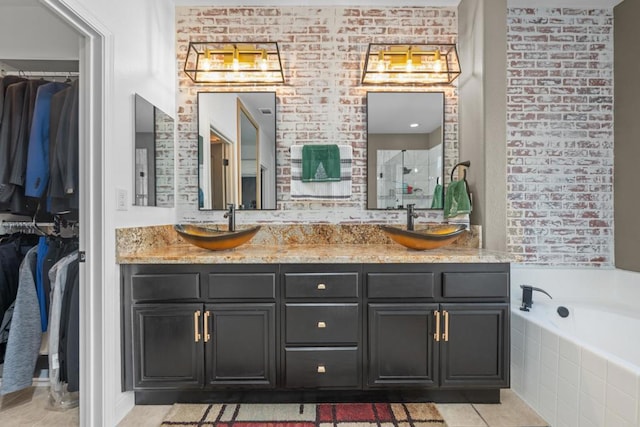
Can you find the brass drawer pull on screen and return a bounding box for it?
[442,310,449,342]
[194,310,201,343]
[433,310,440,342]
[317,283,326,290]
[317,321,326,328]
[317,365,326,373]
[203,311,211,343]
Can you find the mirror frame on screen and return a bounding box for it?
[197,91,277,210]
[366,91,445,210]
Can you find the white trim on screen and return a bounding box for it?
[40,1,110,425]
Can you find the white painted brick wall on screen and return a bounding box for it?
[507,8,614,266]
[176,6,458,224]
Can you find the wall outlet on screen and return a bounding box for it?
[116,188,128,211]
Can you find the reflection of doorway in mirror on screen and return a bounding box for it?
[209,130,232,210]
[237,102,260,209]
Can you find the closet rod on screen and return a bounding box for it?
[0,70,79,78]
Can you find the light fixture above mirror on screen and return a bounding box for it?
[184,42,285,85]
[362,43,460,85]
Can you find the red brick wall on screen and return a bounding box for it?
[176,6,458,222]
[507,8,614,266]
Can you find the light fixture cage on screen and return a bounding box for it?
[184,41,285,85]
[362,43,461,85]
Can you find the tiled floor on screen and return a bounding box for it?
[0,387,549,427]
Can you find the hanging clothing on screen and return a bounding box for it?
[0,246,40,395]
[47,250,78,396]
[48,80,79,215]
[0,80,27,207]
[58,258,79,392]
[25,82,70,198]
[35,236,50,331]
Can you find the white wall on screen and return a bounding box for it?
[58,0,176,424]
[0,1,79,61]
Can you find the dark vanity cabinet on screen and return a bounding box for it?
[365,266,510,390]
[281,265,362,389]
[122,265,277,394]
[121,262,509,402]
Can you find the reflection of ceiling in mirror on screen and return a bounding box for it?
[368,92,443,134]
[236,93,276,139]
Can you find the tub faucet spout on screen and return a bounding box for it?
[520,285,552,311]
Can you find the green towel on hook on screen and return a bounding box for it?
[302,144,341,182]
[431,183,443,209]
[443,180,471,218]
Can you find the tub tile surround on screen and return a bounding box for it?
[510,266,640,427]
[115,223,491,263]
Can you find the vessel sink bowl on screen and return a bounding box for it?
[380,224,467,250]
[174,224,261,251]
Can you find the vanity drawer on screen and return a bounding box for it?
[285,347,359,388]
[284,273,358,298]
[442,272,509,299]
[285,304,359,344]
[206,273,276,299]
[131,273,200,301]
[367,273,435,299]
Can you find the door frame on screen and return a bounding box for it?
[43,1,108,425]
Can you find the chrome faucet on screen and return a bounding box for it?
[223,203,236,232]
[406,204,418,231]
[520,285,552,311]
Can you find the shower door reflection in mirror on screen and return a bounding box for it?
[198,92,276,210]
[367,92,444,210]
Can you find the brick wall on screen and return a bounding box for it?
[176,6,458,223]
[506,8,614,266]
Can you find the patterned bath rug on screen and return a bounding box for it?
[160,402,447,426]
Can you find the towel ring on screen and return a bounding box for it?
[450,160,471,182]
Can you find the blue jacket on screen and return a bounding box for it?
[25,82,69,198]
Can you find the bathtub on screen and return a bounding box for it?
[510,267,640,427]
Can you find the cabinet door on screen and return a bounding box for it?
[367,303,439,387]
[132,303,204,389]
[439,303,509,388]
[205,303,276,388]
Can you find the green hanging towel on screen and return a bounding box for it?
[443,180,472,218]
[302,144,341,182]
[431,183,443,209]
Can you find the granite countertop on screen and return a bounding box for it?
[117,243,511,264]
[116,224,514,264]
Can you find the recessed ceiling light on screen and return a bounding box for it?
[410,123,419,128]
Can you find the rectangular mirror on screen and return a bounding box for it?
[367,92,444,210]
[134,94,175,207]
[198,92,276,210]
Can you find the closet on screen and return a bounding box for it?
[0,67,81,410]
[0,0,84,417]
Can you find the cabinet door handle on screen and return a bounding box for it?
[317,283,326,290]
[433,310,440,342]
[203,311,211,343]
[442,310,449,342]
[194,310,202,343]
[317,365,326,373]
[317,321,326,328]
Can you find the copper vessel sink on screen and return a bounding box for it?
[174,224,261,251]
[380,224,467,250]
